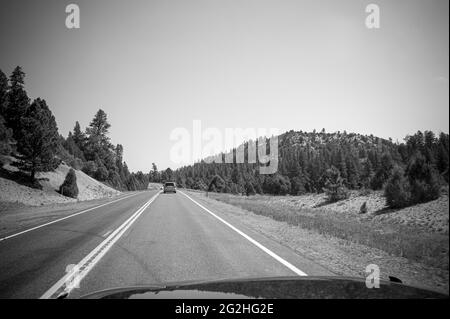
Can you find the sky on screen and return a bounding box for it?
[0,0,448,172]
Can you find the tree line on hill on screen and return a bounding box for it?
[2,66,447,207]
[0,66,149,192]
[149,129,449,209]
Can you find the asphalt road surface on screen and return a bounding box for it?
[0,190,333,299]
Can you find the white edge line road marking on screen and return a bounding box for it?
[40,191,161,299]
[0,192,141,243]
[179,191,308,277]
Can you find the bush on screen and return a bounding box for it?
[406,152,440,204]
[244,181,256,196]
[290,176,307,195]
[69,157,83,170]
[230,183,239,194]
[95,166,108,181]
[59,168,79,198]
[0,115,12,156]
[323,166,349,202]
[208,175,225,192]
[410,179,440,203]
[384,166,410,209]
[263,174,291,195]
[359,202,368,214]
[82,161,97,176]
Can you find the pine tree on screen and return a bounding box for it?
[15,98,59,181]
[361,159,374,188]
[290,174,307,195]
[84,109,111,161]
[72,121,86,152]
[4,66,30,138]
[406,152,440,203]
[371,152,394,189]
[0,114,12,155]
[384,166,410,209]
[149,162,160,182]
[244,181,256,196]
[323,166,349,202]
[436,133,449,182]
[208,175,225,192]
[63,132,85,160]
[86,109,110,144]
[0,69,8,115]
[0,68,11,155]
[59,168,79,198]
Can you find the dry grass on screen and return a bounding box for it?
[207,193,449,270]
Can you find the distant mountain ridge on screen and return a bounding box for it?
[152,129,449,199]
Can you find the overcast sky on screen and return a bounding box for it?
[0,0,448,172]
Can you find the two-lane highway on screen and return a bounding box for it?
[0,190,333,299]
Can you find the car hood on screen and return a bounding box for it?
[80,276,449,299]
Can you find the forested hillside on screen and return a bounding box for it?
[0,66,148,191]
[2,66,448,204]
[152,129,449,208]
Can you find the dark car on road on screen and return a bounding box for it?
[163,182,176,193]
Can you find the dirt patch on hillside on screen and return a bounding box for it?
[0,156,121,207]
[37,164,120,201]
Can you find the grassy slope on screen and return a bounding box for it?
[204,190,449,271]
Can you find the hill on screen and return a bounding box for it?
[162,130,448,200]
[0,156,120,206]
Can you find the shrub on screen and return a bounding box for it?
[230,183,239,194]
[69,157,83,170]
[245,181,256,196]
[59,168,79,198]
[410,179,440,203]
[323,166,349,202]
[0,115,12,156]
[406,152,440,204]
[359,202,368,214]
[94,165,108,181]
[370,153,394,190]
[82,161,97,176]
[384,166,410,209]
[263,174,291,195]
[290,176,307,195]
[208,175,225,192]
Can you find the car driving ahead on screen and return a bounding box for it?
[163,182,176,193]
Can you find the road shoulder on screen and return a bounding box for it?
[185,190,449,294]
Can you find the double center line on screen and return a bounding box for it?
[40,191,161,299]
